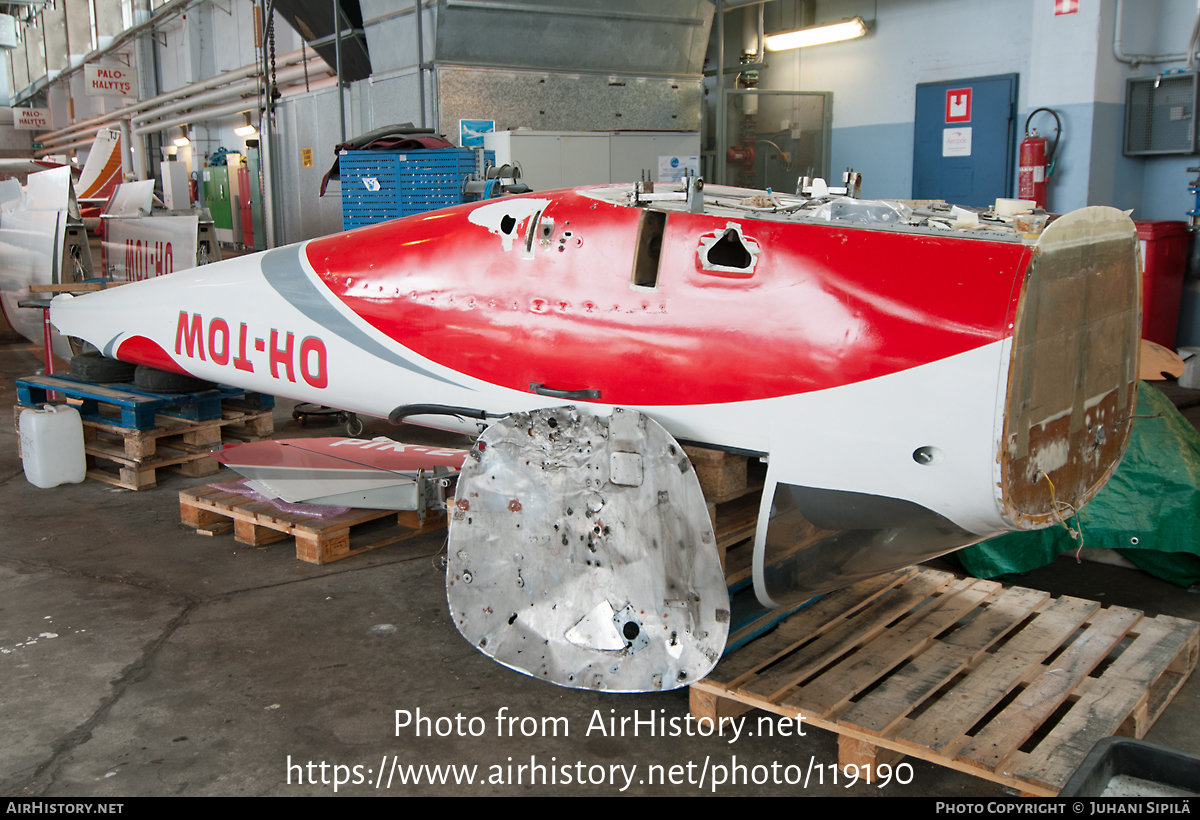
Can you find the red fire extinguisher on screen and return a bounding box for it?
[1019,108,1061,209]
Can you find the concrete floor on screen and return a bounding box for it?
[2,338,1199,797]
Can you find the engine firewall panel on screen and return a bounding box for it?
[446,407,730,692]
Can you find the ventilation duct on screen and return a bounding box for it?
[274,0,371,84]
[1125,73,1198,155]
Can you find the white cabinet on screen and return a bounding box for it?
[483,130,700,192]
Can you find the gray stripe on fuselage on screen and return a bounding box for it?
[260,245,465,389]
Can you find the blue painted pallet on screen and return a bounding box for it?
[726,582,819,654]
[16,375,274,432]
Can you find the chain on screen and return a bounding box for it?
[268,12,279,128]
[302,42,309,92]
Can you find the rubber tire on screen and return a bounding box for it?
[345,415,364,437]
[70,353,136,384]
[133,365,216,394]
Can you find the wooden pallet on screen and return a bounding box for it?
[690,567,1199,796]
[687,445,768,505]
[15,400,274,491]
[179,484,448,565]
[685,444,767,580]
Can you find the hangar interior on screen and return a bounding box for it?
[2,0,1200,799]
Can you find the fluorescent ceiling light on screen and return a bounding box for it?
[234,112,257,137]
[764,16,867,51]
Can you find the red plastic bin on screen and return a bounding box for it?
[1134,220,1189,348]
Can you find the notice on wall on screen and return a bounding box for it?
[459,119,495,148]
[942,127,972,157]
[301,148,313,168]
[84,63,134,97]
[658,155,700,183]
[13,107,50,130]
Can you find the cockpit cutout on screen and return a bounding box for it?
[697,223,760,277]
[707,230,752,268]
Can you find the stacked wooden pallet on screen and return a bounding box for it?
[179,484,447,565]
[15,374,274,490]
[690,566,1199,796]
[682,444,767,581]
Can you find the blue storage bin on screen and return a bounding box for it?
[340,148,493,229]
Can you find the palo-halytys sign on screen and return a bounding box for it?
[84,63,134,97]
[13,108,50,130]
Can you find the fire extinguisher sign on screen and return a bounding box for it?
[945,88,972,123]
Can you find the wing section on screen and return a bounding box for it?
[213,436,466,509]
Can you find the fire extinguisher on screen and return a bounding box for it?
[1019,108,1062,209]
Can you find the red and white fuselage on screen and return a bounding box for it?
[51,183,1141,605]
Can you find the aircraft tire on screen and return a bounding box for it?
[69,353,136,384]
[133,365,215,394]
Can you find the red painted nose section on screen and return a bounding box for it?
[306,188,1032,406]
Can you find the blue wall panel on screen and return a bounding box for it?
[829,122,914,200]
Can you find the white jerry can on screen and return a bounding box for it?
[19,404,87,489]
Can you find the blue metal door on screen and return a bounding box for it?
[912,74,1018,207]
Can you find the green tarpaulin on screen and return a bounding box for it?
[957,382,1200,588]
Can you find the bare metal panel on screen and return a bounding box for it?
[434,0,713,76]
[448,407,729,692]
[437,66,701,138]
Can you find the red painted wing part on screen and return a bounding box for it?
[212,437,467,506]
[215,437,467,473]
